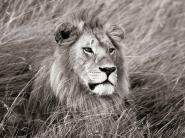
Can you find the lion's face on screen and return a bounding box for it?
[55,22,125,96]
[70,32,119,95]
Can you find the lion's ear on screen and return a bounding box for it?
[55,22,80,46]
[106,24,125,42]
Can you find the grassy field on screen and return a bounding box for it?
[0,0,185,137]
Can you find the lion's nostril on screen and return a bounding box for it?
[99,67,116,75]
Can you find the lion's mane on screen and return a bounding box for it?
[28,8,129,119]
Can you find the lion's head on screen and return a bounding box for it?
[30,9,129,116]
[53,11,128,94]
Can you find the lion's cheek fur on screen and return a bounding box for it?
[87,71,107,83]
[109,73,118,85]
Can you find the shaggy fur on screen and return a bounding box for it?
[28,9,129,119]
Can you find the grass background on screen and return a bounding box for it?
[0,0,185,137]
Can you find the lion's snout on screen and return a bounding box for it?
[86,66,117,95]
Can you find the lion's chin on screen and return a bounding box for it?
[91,84,115,96]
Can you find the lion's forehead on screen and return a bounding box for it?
[80,31,114,51]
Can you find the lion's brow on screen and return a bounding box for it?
[94,33,111,48]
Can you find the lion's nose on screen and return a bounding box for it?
[99,67,116,76]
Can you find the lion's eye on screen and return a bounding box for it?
[83,47,93,54]
[109,48,115,54]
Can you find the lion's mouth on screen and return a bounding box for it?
[88,80,113,90]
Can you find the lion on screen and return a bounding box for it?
[28,9,129,119]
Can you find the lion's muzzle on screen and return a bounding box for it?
[87,66,117,95]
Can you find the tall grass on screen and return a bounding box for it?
[0,0,185,137]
